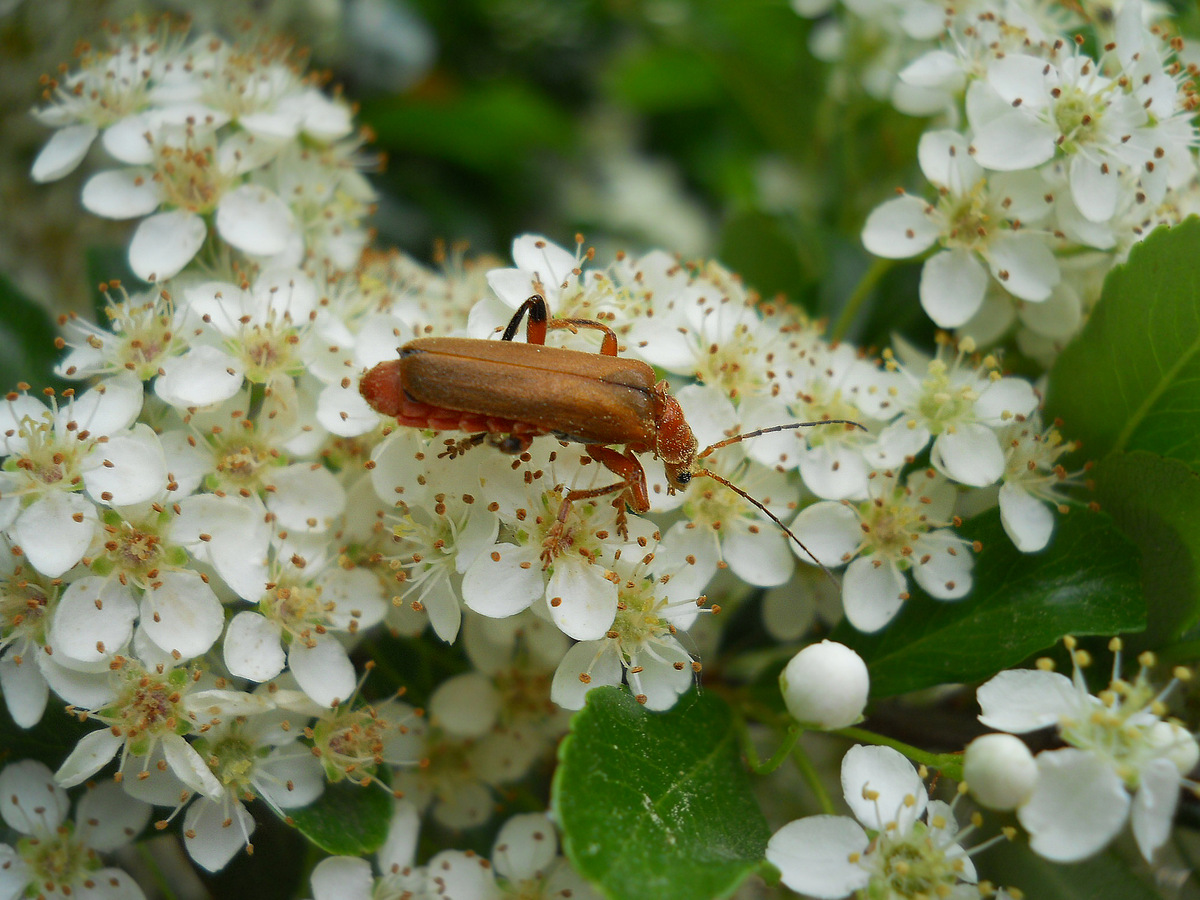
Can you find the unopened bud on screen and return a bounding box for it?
[964,733,1037,811]
[779,640,869,730]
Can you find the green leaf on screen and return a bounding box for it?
[288,779,393,856]
[1090,450,1200,643]
[716,211,810,303]
[834,508,1145,698]
[602,45,721,111]
[978,839,1161,900]
[0,272,64,394]
[553,688,769,900]
[1046,218,1200,470]
[362,82,572,174]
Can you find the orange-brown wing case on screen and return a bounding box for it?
[392,338,660,448]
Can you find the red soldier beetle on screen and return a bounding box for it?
[359,294,864,567]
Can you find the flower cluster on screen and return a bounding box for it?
[31,19,372,281]
[975,637,1199,863]
[809,0,1200,358]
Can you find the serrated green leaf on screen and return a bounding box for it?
[1046,218,1200,470]
[552,688,768,900]
[1090,450,1200,643]
[288,780,392,856]
[0,272,64,394]
[834,508,1145,698]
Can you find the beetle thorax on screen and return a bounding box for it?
[653,384,698,489]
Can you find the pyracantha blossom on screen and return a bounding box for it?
[977,637,1199,862]
[307,695,428,789]
[779,640,869,730]
[766,744,1005,899]
[550,539,713,710]
[993,412,1085,552]
[0,374,149,578]
[55,283,188,382]
[862,130,1059,329]
[0,760,150,900]
[870,336,1040,488]
[792,468,976,631]
[180,703,326,872]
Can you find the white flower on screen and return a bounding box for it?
[995,413,1081,552]
[486,234,585,311]
[767,745,980,899]
[978,638,1198,862]
[792,469,974,631]
[0,760,150,900]
[550,539,713,710]
[780,640,869,730]
[862,130,1059,328]
[870,337,1039,488]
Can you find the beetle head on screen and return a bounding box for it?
[652,383,698,490]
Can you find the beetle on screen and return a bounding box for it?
[360,294,862,566]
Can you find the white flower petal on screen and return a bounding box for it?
[430,672,500,739]
[999,482,1055,552]
[81,168,160,219]
[0,759,68,832]
[791,502,861,566]
[289,634,357,708]
[723,527,794,587]
[31,124,98,182]
[492,812,559,883]
[1018,748,1129,862]
[971,111,1058,171]
[0,650,49,728]
[917,130,981,191]
[139,572,225,659]
[128,210,207,282]
[861,195,940,259]
[257,753,325,809]
[1131,757,1182,862]
[985,233,1059,302]
[632,639,695,710]
[974,377,1039,425]
[155,346,245,408]
[931,424,1004,487]
[82,423,167,506]
[841,557,907,632]
[920,249,988,328]
[977,668,1080,732]
[215,185,295,256]
[162,732,223,800]
[37,654,115,709]
[100,114,156,164]
[767,815,871,898]
[910,531,973,599]
[798,444,870,501]
[311,856,374,900]
[13,493,98,578]
[49,577,138,665]
[546,564,618,641]
[462,544,544,618]
[75,779,152,852]
[551,641,621,710]
[264,464,346,533]
[55,728,124,788]
[0,395,48,455]
[842,745,927,832]
[1069,154,1120,223]
[183,797,256,872]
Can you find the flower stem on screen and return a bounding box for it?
[742,722,803,776]
[831,256,895,342]
[136,841,180,900]
[791,740,837,815]
[833,726,963,780]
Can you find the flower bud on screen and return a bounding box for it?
[779,640,869,730]
[963,733,1037,811]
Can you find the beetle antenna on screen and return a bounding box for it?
[696,419,867,460]
[694,468,835,580]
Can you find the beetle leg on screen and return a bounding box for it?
[541,480,630,568]
[584,445,650,518]
[500,295,619,355]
